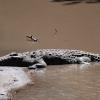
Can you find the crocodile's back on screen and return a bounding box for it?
[34,49,91,57]
[32,49,100,65]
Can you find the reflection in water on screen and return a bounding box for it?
[13,63,100,100]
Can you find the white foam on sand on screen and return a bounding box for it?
[0,67,32,100]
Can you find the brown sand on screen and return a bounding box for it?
[0,0,100,53]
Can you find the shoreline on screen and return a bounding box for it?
[0,67,34,100]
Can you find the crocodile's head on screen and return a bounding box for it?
[9,52,47,69]
[0,52,39,67]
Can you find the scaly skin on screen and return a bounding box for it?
[0,49,100,69]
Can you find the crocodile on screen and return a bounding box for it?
[0,49,100,69]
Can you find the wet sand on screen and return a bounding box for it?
[0,0,100,100]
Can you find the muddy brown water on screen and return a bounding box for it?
[12,64,100,100]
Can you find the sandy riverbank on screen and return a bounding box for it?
[0,0,100,52]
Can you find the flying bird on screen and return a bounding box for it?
[25,33,38,42]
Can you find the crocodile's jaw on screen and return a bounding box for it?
[0,52,35,67]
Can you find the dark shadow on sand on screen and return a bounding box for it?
[63,1,81,5]
[51,0,100,5]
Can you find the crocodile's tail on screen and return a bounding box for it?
[77,53,100,64]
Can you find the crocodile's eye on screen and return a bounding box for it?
[10,53,18,56]
[33,52,35,54]
[49,53,52,56]
[30,55,35,58]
